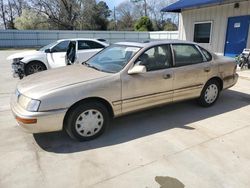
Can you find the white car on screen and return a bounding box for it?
[7,38,109,78]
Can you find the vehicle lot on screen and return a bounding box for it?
[0,50,250,188]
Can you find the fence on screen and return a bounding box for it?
[0,30,179,48]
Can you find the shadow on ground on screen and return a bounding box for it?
[34,90,250,153]
[155,176,185,188]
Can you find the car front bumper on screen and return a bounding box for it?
[11,97,67,133]
[12,61,25,79]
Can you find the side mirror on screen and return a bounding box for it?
[128,64,146,75]
[45,49,51,53]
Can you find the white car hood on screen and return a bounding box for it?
[7,50,43,60]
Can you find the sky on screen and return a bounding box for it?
[98,0,127,9]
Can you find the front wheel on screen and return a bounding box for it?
[198,80,220,107]
[25,62,47,76]
[64,102,110,141]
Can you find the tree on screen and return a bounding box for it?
[163,18,178,31]
[116,1,139,31]
[0,0,27,29]
[92,1,111,30]
[0,0,7,29]
[130,0,147,16]
[30,0,81,30]
[134,16,153,31]
[14,9,50,30]
[78,0,110,30]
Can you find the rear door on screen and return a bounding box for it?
[76,40,105,63]
[172,44,210,101]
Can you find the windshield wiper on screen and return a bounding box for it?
[83,62,103,72]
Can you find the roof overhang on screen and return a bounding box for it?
[161,0,224,13]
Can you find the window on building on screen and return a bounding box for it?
[194,22,212,43]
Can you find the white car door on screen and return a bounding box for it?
[47,40,70,68]
[76,40,104,64]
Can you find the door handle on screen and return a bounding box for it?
[163,74,172,79]
[204,67,211,72]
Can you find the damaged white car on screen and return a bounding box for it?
[7,38,109,79]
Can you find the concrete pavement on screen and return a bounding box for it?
[0,50,250,188]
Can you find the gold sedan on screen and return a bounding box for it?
[11,40,238,141]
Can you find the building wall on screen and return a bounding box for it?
[179,0,250,55]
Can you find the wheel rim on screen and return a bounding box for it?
[204,84,218,104]
[28,64,44,74]
[75,109,104,137]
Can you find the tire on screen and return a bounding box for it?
[25,61,47,76]
[64,102,110,141]
[198,80,220,107]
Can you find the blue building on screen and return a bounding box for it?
[162,0,250,57]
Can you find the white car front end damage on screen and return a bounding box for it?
[7,38,109,79]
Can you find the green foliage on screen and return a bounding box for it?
[2,0,179,31]
[163,18,178,31]
[93,1,111,30]
[14,9,50,30]
[134,16,153,31]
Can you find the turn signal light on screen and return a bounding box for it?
[16,117,37,124]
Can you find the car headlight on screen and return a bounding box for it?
[18,94,41,112]
[13,58,23,63]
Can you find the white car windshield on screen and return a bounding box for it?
[38,41,58,51]
[85,45,141,73]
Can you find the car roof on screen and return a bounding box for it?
[57,38,109,45]
[115,40,197,48]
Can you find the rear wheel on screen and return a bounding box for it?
[25,62,47,76]
[64,102,110,141]
[198,80,220,107]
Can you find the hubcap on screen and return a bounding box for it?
[75,109,104,137]
[28,64,44,74]
[204,84,218,104]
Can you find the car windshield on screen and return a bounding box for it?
[84,45,141,73]
[38,41,59,51]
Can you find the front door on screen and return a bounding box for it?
[47,40,70,68]
[224,15,250,57]
[121,45,174,114]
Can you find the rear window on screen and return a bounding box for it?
[199,47,212,61]
[78,40,104,50]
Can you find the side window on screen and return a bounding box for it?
[78,41,91,50]
[51,41,70,52]
[85,41,105,49]
[138,45,172,71]
[172,44,204,67]
[199,46,212,61]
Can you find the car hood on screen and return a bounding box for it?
[17,64,111,98]
[7,50,42,60]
